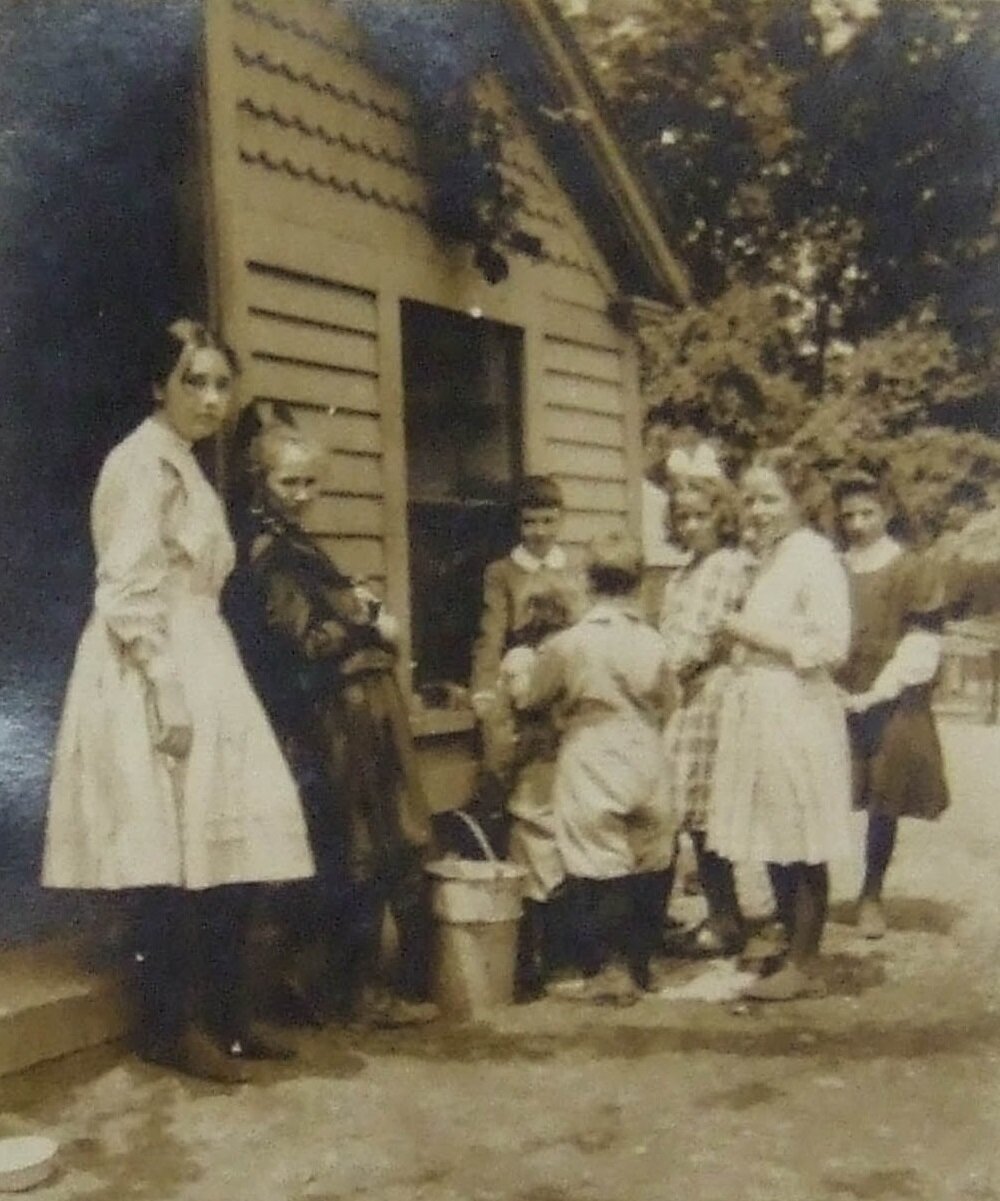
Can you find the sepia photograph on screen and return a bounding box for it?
[0,0,997,1196]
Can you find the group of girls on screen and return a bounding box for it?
[489,448,949,1005]
[40,312,952,1082]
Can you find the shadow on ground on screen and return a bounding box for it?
[294,1002,1000,1073]
[828,897,962,936]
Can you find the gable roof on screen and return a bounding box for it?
[507,0,691,305]
[342,0,690,305]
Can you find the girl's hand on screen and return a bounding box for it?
[151,678,193,759]
[471,690,497,719]
[842,689,877,714]
[376,612,400,644]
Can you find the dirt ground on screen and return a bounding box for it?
[1,716,998,1201]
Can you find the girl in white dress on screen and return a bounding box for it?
[43,320,314,1081]
[708,448,853,1001]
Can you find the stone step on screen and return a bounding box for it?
[0,941,126,1078]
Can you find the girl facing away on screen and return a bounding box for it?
[515,533,679,1006]
[493,585,576,1000]
[834,461,949,939]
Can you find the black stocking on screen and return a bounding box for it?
[189,885,254,1045]
[766,862,797,942]
[692,831,743,932]
[862,812,898,901]
[788,863,829,966]
[625,871,671,989]
[125,887,188,1054]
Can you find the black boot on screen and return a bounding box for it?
[516,901,545,1001]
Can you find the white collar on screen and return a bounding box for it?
[844,535,902,575]
[582,600,642,624]
[143,414,197,464]
[511,544,568,573]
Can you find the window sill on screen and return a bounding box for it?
[409,707,477,738]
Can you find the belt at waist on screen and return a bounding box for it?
[565,699,660,732]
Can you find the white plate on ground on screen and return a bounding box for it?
[0,1136,59,1192]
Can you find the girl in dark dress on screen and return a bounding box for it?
[243,423,437,1025]
[835,465,950,939]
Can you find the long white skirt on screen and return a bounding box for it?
[707,666,853,866]
[43,595,314,891]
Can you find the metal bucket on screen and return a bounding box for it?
[425,813,526,1018]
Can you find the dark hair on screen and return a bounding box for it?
[517,475,564,512]
[832,458,914,543]
[150,318,240,392]
[586,531,643,596]
[670,474,740,549]
[511,586,575,648]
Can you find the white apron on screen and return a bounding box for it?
[43,418,314,890]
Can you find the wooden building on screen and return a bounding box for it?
[197,0,689,807]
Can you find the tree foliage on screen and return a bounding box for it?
[561,0,1000,535]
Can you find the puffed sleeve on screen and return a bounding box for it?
[788,536,852,672]
[471,559,511,698]
[660,551,749,676]
[860,553,944,702]
[91,445,181,686]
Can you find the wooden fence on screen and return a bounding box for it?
[935,620,1000,724]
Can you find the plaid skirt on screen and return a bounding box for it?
[663,665,733,832]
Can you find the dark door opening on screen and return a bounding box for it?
[401,301,523,701]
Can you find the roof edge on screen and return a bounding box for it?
[508,0,691,305]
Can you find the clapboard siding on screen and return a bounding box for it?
[542,338,623,384]
[541,372,625,417]
[558,478,629,514]
[538,299,632,536]
[250,359,379,412]
[307,494,384,537]
[226,225,389,557]
[246,310,378,375]
[560,511,630,545]
[313,534,386,581]
[541,298,623,351]
[547,442,627,482]
[542,408,623,450]
[245,263,378,333]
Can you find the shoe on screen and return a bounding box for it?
[142,1025,251,1084]
[743,963,826,1002]
[363,993,440,1029]
[227,1024,296,1061]
[740,921,789,964]
[681,920,746,959]
[269,973,327,1029]
[581,965,641,1008]
[515,974,546,1004]
[547,974,588,1001]
[856,898,887,940]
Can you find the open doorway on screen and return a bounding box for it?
[401,300,523,701]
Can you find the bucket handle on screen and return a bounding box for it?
[451,810,502,869]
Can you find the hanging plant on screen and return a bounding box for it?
[421,87,543,284]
